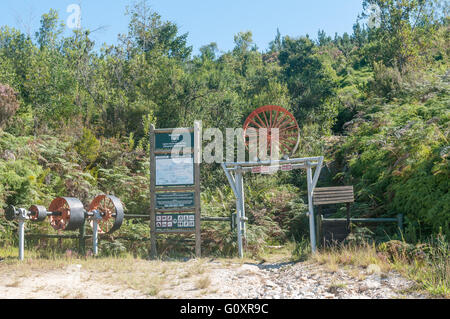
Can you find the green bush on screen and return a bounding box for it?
[0,83,19,129]
[74,128,100,166]
[335,72,449,238]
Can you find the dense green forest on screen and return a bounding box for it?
[0,0,448,256]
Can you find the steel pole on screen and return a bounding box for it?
[18,219,25,261]
[92,219,98,255]
[307,164,317,253]
[238,170,246,241]
[235,169,243,259]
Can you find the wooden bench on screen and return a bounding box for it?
[313,186,355,245]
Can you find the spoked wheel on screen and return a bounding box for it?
[243,105,300,159]
[88,195,124,234]
[48,197,85,231]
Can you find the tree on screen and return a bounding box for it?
[233,31,256,55]
[199,42,218,61]
[279,36,338,128]
[361,0,442,72]
[0,84,19,129]
[35,9,63,50]
[352,22,368,47]
[268,28,283,52]
[317,30,332,46]
[124,0,192,61]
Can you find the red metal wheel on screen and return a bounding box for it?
[88,195,124,234]
[243,105,300,158]
[49,198,71,231]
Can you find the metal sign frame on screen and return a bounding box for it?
[149,122,202,258]
[221,156,323,258]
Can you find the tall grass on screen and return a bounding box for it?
[308,234,449,298]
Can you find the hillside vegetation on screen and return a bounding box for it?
[0,0,448,261]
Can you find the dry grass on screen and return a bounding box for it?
[310,242,449,298]
[0,246,224,298]
[5,279,22,288]
[195,276,211,290]
[311,244,391,274]
[80,257,220,296]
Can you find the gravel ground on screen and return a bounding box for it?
[0,259,426,299]
[213,262,425,299]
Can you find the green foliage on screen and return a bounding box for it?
[0,83,19,129]
[0,0,448,258]
[344,225,376,245]
[279,36,339,131]
[74,128,100,165]
[291,237,312,261]
[99,240,127,257]
[361,0,443,72]
[335,71,449,237]
[125,0,192,60]
[377,234,449,295]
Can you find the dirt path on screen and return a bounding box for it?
[0,259,426,299]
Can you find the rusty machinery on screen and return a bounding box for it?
[4,195,124,260]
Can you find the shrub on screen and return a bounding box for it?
[0,84,19,129]
[99,240,127,257]
[377,240,415,262]
[369,62,403,99]
[74,128,100,166]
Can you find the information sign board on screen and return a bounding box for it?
[156,192,195,209]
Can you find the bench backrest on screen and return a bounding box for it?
[313,186,354,206]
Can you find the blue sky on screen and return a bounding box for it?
[2,0,365,54]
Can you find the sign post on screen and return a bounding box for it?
[149,123,202,258]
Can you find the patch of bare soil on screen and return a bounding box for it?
[0,264,146,299]
[0,259,426,299]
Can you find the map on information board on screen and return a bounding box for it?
[155,154,194,186]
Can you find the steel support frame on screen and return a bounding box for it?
[222,156,323,258]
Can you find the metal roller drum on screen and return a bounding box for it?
[48,197,85,231]
[29,205,48,222]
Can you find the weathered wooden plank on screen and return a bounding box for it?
[313,185,355,205]
[314,186,354,192]
[314,195,354,202]
[314,193,354,200]
[314,195,354,201]
[314,190,354,196]
[314,198,354,205]
[314,197,354,203]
